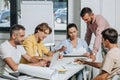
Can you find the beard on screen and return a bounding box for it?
[90,18,93,24]
[15,41,21,45]
[14,39,23,45]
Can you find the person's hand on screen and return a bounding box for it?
[59,54,63,59]
[39,59,48,67]
[74,58,86,64]
[89,53,96,62]
[84,52,91,57]
[58,46,66,52]
[31,56,42,63]
[84,52,96,62]
[43,56,52,61]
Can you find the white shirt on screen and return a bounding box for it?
[0,40,26,73]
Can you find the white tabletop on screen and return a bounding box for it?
[0,57,85,80]
[51,57,84,80]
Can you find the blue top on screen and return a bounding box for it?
[55,38,91,54]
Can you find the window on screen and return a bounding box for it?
[0,0,10,32]
[20,0,68,31]
[0,0,68,32]
[53,0,68,31]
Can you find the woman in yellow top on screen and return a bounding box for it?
[21,23,53,63]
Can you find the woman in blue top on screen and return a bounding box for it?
[55,23,91,80]
[55,23,90,54]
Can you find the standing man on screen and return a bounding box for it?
[80,7,110,61]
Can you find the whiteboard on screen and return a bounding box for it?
[20,1,54,46]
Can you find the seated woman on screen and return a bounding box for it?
[55,23,90,55]
[55,23,91,80]
[21,23,53,63]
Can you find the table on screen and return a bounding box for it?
[0,57,85,80]
[51,57,85,80]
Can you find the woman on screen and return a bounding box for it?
[55,23,90,55]
[55,23,91,80]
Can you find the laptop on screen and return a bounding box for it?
[49,52,60,68]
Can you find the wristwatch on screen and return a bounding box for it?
[92,52,96,56]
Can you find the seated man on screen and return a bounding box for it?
[21,23,54,63]
[0,24,47,74]
[75,28,120,80]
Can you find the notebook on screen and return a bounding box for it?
[63,54,86,57]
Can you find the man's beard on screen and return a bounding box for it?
[101,43,109,55]
[90,19,93,24]
[14,40,23,45]
[15,41,21,45]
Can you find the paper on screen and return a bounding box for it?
[63,47,87,57]
[49,52,59,68]
[1,73,18,80]
[18,64,55,79]
[79,57,92,62]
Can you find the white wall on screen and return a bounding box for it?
[68,0,81,37]
[0,33,9,44]
[0,0,120,45]
[79,0,120,46]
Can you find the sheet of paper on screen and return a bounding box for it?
[18,64,55,79]
[63,47,87,56]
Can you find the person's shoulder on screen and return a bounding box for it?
[59,39,69,45]
[0,40,9,47]
[95,15,105,20]
[78,38,86,42]
[24,34,35,42]
[25,34,34,39]
[107,48,120,56]
[17,45,25,50]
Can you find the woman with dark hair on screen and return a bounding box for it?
[55,23,90,55]
[55,23,91,80]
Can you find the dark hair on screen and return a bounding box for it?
[67,23,78,39]
[10,24,25,37]
[80,7,92,17]
[101,28,118,44]
[34,23,52,34]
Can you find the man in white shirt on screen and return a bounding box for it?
[0,24,47,74]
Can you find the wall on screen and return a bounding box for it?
[0,33,9,44]
[80,0,120,47]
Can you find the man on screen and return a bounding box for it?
[75,28,120,80]
[80,7,110,61]
[0,24,47,74]
[21,23,54,63]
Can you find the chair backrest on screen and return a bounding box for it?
[107,67,120,80]
[0,56,5,75]
[112,74,120,80]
